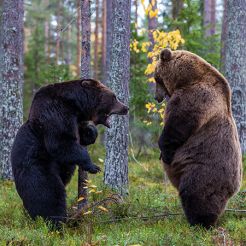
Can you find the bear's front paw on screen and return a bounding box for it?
[84,164,101,174]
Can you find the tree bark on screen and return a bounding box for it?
[94,0,99,79]
[203,0,216,37]
[101,0,107,82]
[76,0,81,76]
[134,0,138,27]
[80,0,91,79]
[148,0,158,91]
[105,0,112,85]
[0,0,24,179]
[104,0,130,195]
[56,0,61,65]
[44,0,50,64]
[148,0,158,47]
[172,0,184,19]
[78,0,91,209]
[221,0,246,154]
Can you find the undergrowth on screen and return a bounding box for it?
[0,148,245,245]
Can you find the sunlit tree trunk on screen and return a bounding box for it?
[94,0,99,79]
[221,0,246,154]
[172,0,184,19]
[104,0,130,195]
[78,0,91,209]
[203,0,216,37]
[0,0,24,179]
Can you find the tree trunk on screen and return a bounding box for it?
[148,0,158,47]
[0,0,24,179]
[94,0,99,79]
[78,0,91,209]
[203,0,216,37]
[134,0,138,27]
[104,0,130,195]
[220,0,227,71]
[172,0,184,19]
[221,0,246,154]
[101,0,107,82]
[148,0,158,91]
[56,0,61,65]
[80,0,91,79]
[105,0,112,85]
[65,24,72,65]
[76,0,81,76]
[44,0,50,64]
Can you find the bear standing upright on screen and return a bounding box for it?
[11,79,128,227]
[154,49,242,228]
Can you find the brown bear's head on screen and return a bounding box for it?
[80,79,128,128]
[154,48,208,103]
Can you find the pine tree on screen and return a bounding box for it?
[0,0,24,179]
[221,0,246,154]
[104,0,130,195]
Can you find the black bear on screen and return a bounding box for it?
[154,49,242,228]
[11,79,128,227]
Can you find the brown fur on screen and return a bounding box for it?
[155,49,242,228]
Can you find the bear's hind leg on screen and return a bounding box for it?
[15,165,67,228]
[180,191,219,229]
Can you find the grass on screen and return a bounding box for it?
[0,149,245,245]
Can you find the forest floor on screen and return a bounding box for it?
[0,148,245,246]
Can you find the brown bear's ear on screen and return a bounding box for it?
[160,48,172,62]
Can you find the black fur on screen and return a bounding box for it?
[11,80,106,227]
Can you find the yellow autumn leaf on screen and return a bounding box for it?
[89,189,96,193]
[98,206,109,212]
[83,210,92,215]
[95,190,103,194]
[77,196,85,202]
[89,184,97,188]
[148,77,155,83]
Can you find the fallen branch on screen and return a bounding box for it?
[225,208,246,214]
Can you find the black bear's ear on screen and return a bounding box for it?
[81,79,96,86]
[160,48,172,62]
[81,79,93,87]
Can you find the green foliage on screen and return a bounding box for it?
[164,0,221,69]
[0,151,245,245]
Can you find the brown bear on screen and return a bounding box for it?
[11,79,128,227]
[154,48,242,228]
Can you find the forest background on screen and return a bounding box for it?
[0,0,245,245]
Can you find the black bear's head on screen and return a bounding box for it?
[80,79,129,128]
